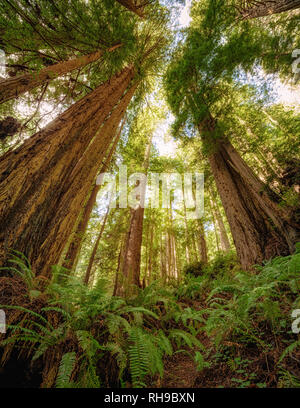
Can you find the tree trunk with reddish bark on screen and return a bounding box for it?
[0,45,121,104]
[209,191,231,252]
[0,66,137,278]
[117,138,152,296]
[83,206,110,286]
[116,0,146,17]
[237,0,300,19]
[208,197,221,251]
[199,114,300,270]
[197,219,208,263]
[63,121,124,271]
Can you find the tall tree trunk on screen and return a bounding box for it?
[147,223,154,285]
[191,232,199,262]
[196,219,208,263]
[160,232,167,283]
[143,222,150,284]
[63,120,124,271]
[237,0,300,19]
[172,234,178,280]
[199,114,300,270]
[84,206,110,286]
[113,236,125,296]
[209,192,231,252]
[168,203,177,279]
[0,66,136,278]
[115,0,146,17]
[182,191,191,263]
[0,45,121,104]
[208,197,221,251]
[118,138,152,296]
[118,206,145,294]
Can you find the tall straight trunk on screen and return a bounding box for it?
[63,120,124,271]
[191,232,199,262]
[113,236,125,296]
[182,191,191,263]
[191,184,208,263]
[175,235,181,280]
[160,232,167,283]
[209,192,231,252]
[0,66,136,277]
[172,234,178,280]
[118,206,145,294]
[0,45,121,104]
[84,206,110,286]
[197,219,208,263]
[166,231,172,279]
[118,138,152,296]
[208,197,221,251]
[237,0,300,19]
[214,203,231,252]
[168,203,177,279]
[199,114,300,270]
[143,223,150,284]
[116,0,146,17]
[147,223,154,285]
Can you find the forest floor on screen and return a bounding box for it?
[154,296,299,389]
[1,248,300,389]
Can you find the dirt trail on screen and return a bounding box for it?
[162,352,200,387]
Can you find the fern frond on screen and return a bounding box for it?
[56,352,77,388]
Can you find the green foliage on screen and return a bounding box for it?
[184,261,206,277]
[56,352,77,388]
[0,250,42,299]
[1,257,204,388]
[128,327,149,387]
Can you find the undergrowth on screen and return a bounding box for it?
[177,244,300,388]
[0,245,299,388]
[0,253,203,388]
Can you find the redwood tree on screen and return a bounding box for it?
[0,66,137,277]
[164,6,300,269]
[63,120,124,272]
[117,138,152,296]
[235,0,300,19]
[0,45,121,105]
[116,0,149,17]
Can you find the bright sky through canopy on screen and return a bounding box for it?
[178,0,192,27]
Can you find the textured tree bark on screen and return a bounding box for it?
[115,0,146,17]
[117,206,145,295]
[143,222,150,283]
[237,0,300,19]
[209,192,231,252]
[168,203,178,279]
[62,120,124,271]
[182,197,191,263]
[160,233,167,283]
[208,197,221,251]
[199,114,300,270]
[172,235,178,279]
[196,219,208,263]
[147,223,154,285]
[214,204,231,252]
[191,233,199,262]
[0,66,136,277]
[0,45,121,104]
[113,236,125,296]
[118,138,152,296]
[34,83,137,278]
[83,206,110,286]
